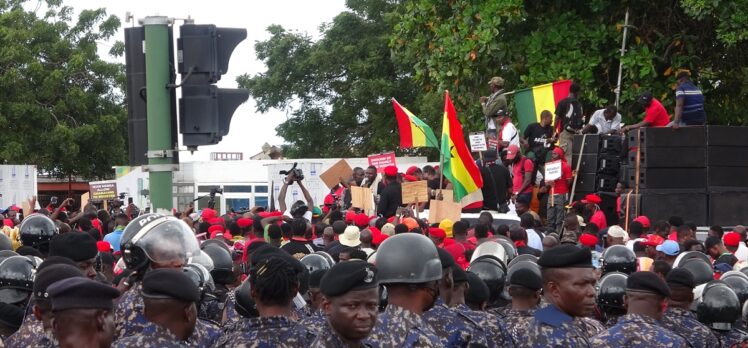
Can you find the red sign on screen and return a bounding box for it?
[368,152,397,173]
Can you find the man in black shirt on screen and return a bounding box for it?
[479,150,512,213]
[554,83,584,163]
[522,110,555,166]
[376,166,402,218]
[281,217,320,257]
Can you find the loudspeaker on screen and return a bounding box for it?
[629,147,707,168]
[708,187,748,226]
[709,167,748,187]
[707,147,748,167]
[600,135,623,155]
[628,127,706,148]
[626,168,707,189]
[575,173,597,192]
[619,165,633,185]
[707,126,748,146]
[641,189,708,226]
[597,191,620,226]
[572,134,600,154]
[571,153,598,174]
[596,174,618,192]
[598,155,620,175]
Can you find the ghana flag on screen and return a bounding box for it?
[392,98,439,149]
[441,91,483,203]
[514,80,572,132]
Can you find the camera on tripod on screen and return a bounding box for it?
[279,162,304,182]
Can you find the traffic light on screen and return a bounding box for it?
[177,24,249,149]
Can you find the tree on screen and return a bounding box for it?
[0,0,127,179]
[239,0,439,159]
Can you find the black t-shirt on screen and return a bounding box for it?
[480,163,512,210]
[555,97,584,131]
[524,123,553,151]
[281,239,319,256]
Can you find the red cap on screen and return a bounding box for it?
[208,217,224,226]
[354,213,370,228]
[633,216,651,228]
[641,234,665,247]
[345,210,357,224]
[236,218,253,228]
[429,227,446,239]
[9,205,19,212]
[582,194,602,205]
[724,232,741,247]
[403,174,418,182]
[96,241,112,252]
[372,233,389,246]
[387,216,396,223]
[406,166,419,175]
[552,147,565,160]
[384,165,398,177]
[202,208,217,220]
[402,217,419,231]
[2,219,13,228]
[506,144,520,160]
[208,225,224,234]
[579,233,598,247]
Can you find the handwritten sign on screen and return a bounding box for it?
[89,180,118,200]
[367,152,397,173]
[428,199,462,223]
[401,180,429,204]
[544,160,562,181]
[351,186,374,214]
[319,159,353,189]
[469,132,488,152]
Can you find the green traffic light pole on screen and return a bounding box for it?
[142,16,175,213]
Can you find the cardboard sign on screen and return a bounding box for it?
[428,199,462,223]
[351,186,374,213]
[89,180,118,200]
[544,160,562,181]
[319,159,353,189]
[367,152,397,173]
[439,189,454,203]
[469,132,488,152]
[401,180,429,204]
[80,192,90,211]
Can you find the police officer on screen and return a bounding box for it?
[18,214,58,257]
[47,276,120,348]
[589,271,686,347]
[659,269,719,348]
[49,232,99,279]
[113,268,213,347]
[600,245,636,276]
[595,272,627,328]
[300,269,328,334]
[212,256,316,347]
[519,244,603,347]
[0,255,36,308]
[114,213,202,339]
[503,266,542,343]
[310,260,379,347]
[697,281,747,346]
[180,263,222,344]
[200,241,234,324]
[367,233,441,347]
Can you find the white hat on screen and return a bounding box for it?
[607,225,629,242]
[340,226,361,247]
[577,215,586,227]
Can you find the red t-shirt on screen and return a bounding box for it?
[552,161,573,195]
[644,98,670,127]
[590,210,608,230]
[512,157,534,194]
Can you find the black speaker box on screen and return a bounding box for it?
[708,187,748,226]
[574,172,597,192]
[709,167,748,187]
[598,155,621,175]
[572,134,600,154]
[707,126,748,146]
[707,147,748,167]
[641,189,708,226]
[571,153,598,174]
[596,174,618,192]
[600,135,623,155]
[597,191,620,227]
[629,147,707,168]
[619,165,633,185]
[626,168,707,189]
[628,127,706,148]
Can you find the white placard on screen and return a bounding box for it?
[544,160,562,181]
[469,132,488,152]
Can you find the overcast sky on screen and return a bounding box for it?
[64,0,348,161]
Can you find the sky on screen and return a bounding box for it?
[63,0,348,161]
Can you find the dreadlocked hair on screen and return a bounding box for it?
[249,256,298,307]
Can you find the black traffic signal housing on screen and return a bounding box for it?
[178,24,249,149]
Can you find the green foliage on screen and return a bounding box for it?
[0,0,126,179]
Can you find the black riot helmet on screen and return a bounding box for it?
[376,233,441,284]
[679,258,714,286]
[720,271,748,305]
[201,242,235,285]
[19,214,58,254]
[182,262,215,295]
[0,233,12,252]
[234,279,258,318]
[507,254,538,269]
[697,281,741,331]
[597,272,628,317]
[300,254,332,274]
[467,255,507,306]
[0,255,36,305]
[120,214,201,271]
[601,245,636,275]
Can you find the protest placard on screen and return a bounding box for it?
[351,186,374,213]
[319,159,353,189]
[469,132,488,152]
[545,160,562,181]
[401,180,429,204]
[428,199,462,223]
[367,152,397,173]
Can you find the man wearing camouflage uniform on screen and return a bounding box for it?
[659,269,719,347]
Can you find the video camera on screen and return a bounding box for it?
[279,162,304,181]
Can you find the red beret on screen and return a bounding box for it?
[208,218,224,226]
[582,194,602,205]
[354,213,370,228]
[406,166,419,175]
[724,232,741,247]
[633,216,651,228]
[202,208,217,220]
[96,241,112,252]
[237,218,253,228]
[403,174,418,182]
[345,210,357,224]
[429,227,446,239]
[384,165,398,177]
[372,233,389,246]
[579,233,598,247]
[208,225,224,234]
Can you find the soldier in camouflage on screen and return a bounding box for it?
[500,267,542,344]
[589,271,686,347]
[659,269,719,348]
[300,269,328,334]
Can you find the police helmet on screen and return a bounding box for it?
[470,241,507,264]
[191,250,215,272]
[495,239,517,263]
[313,251,335,268]
[120,214,201,271]
[375,233,441,284]
[721,271,748,305]
[0,233,12,252]
[601,245,636,275]
[234,279,258,318]
[300,254,331,274]
[202,243,235,285]
[183,262,215,294]
[697,281,741,331]
[679,258,714,285]
[673,251,711,269]
[0,251,18,265]
[468,255,507,305]
[507,254,538,269]
[19,214,57,251]
[597,272,628,315]
[0,256,35,304]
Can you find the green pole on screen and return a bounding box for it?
[143,16,174,213]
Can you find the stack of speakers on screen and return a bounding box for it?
[571,134,625,226]
[705,126,748,226]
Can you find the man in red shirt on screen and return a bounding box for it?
[622,91,671,132]
[582,193,607,230]
[545,147,572,234]
[503,144,534,205]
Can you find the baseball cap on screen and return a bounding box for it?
[723,232,741,247]
[505,145,520,160]
[633,216,651,228]
[581,194,602,205]
[641,234,665,247]
[656,240,680,256]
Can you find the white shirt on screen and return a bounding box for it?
[735,242,748,262]
[284,209,312,222]
[527,228,543,251]
[500,122,520,148]
[588,109,622,134]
